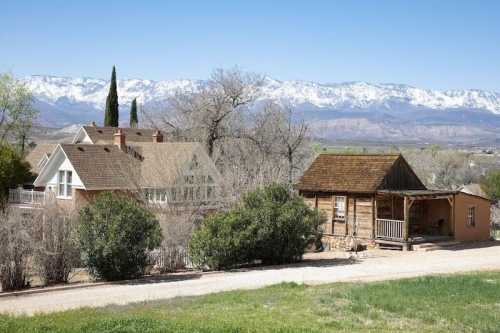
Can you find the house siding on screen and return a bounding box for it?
[454,193,491,241]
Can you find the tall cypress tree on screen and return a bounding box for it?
[130,98,138,128]
[104,66,119,127]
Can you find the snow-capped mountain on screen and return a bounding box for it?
[26,75,500,114]
[24,75,500,144]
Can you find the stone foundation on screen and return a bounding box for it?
[322,234,377,251]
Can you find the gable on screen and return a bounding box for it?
[72,127,93,144]
[25,143,57,174]
[34,145,85,189]
[378,156,426,191]
[134,142,222,188]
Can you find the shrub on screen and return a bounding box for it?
[0,142,32,209]
[481,170,500,201]
[78,192,162,281]
[189,184,323,270]
[0,209,35,291]
[189,211,256,270]
[33,206,80,285]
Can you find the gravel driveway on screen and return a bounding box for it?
[2,242,500,316]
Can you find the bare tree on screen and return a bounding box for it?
[251,103,310,187]
[161,68,263,157]
[143,69,314,201]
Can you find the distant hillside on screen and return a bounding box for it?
[23,75,500,144]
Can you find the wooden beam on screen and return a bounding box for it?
[391,195,395,219]
[331,195,335,235]
[345,195,349,236]
[373,196,377,239]
[408,198,415,210]
[403,196,410,242]
[353,197,357,237]
[450,194,455,237]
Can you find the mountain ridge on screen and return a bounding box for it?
[22,75,500,144]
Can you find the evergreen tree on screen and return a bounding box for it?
[104,66,119,127]
[129,98,138,128]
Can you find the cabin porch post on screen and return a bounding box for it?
[403,195,410,251]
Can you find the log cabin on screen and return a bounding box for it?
[296,154,492,250]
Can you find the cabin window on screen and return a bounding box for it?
[334,196,346,220]
[467,206,476,227]
[58,170,72,198]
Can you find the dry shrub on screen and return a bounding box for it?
[33,204,80,285]
[0,208,35,291]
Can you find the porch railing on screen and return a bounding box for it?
[376,218,405,241]
[8,188,49,206]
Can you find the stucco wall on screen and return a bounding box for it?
[421,199,451,236]
[454,193,491,241]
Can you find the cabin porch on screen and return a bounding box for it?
[374,190,456,250]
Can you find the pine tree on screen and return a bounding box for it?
[129,98,138,128]
[104,66,119,127]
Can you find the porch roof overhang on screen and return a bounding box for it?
[376,189,457,200]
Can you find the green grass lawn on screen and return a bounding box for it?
[2,272,500,333]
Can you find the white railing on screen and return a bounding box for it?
[376,218,405,241]
[8,188,48,206]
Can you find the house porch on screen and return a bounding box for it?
[375,190,456,250]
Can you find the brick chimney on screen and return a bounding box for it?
[152,130,164,143]
[114,128,126,151]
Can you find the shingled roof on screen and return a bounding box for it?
[296,154,405,193]
[54,141,209,190]
[25,144,57,174]
[60,144,140,190]
[81,126,166,144]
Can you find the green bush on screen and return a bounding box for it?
[0,142,32,209]
[189,184,323,270]
[480,170,500,201]
[78,192,162,281]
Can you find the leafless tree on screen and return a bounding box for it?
[250,103,310,187]
[159,68,263,157]
[142,68,314,201]
[403,147,485,190]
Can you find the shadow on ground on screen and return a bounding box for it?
[231,256,360,273]
[441,240,500,251]
[118,273,202,285]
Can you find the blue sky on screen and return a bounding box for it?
[1,1,499,91]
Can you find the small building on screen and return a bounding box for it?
[296,154,491,250]
[9,125,222,211]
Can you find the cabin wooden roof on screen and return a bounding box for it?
[297,154,412,193]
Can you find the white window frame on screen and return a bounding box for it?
[467,206,476,227]
[57,170,73,199]
[334,196,346,220]
[145,175,218,205]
